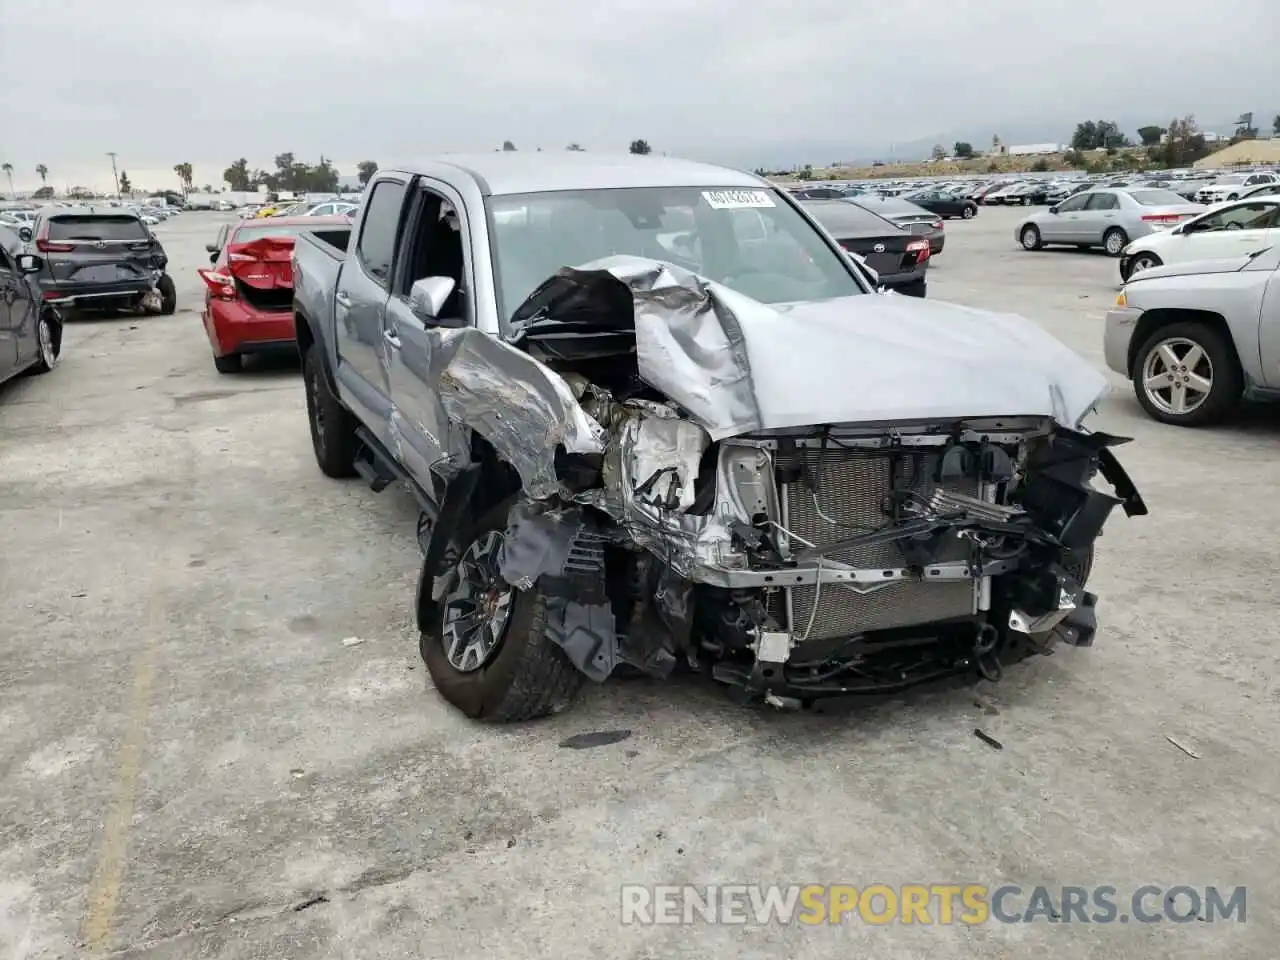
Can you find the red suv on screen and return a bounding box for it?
[198,215,349,373]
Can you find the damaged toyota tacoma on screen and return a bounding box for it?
[292,154,1147,722]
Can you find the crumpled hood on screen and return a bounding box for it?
[590,255,1107,438]
[444,256,1107,499]
[710,289,1106,434]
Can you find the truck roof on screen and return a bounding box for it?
[387,152,765,197]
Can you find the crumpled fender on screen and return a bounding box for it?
[431,327,605,500]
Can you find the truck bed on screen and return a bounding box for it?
[292,227,352,337]
[302,226,351,258]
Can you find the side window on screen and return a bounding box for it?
[1200,202,1280,231]
[0,247,13,273]
[356,179,407,286]
[1057,194,1089,212]
[1085,193,1119,211]
[398,186,467,320]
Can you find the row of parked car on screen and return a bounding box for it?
[236,196,360,220]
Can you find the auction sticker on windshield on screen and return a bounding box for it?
[702,189,776,210]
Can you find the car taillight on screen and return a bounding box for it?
[197,268,236,300]
[1141,214,1183,227]
[36,239,75,253]
[907,239,930,261]
[931,220,943,230]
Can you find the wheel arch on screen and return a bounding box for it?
[294,306,340,396]
[1127,308,1236,377]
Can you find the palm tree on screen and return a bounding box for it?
[36,163,48,185]
[1,163,13,199]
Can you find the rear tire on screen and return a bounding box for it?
[961,205,976,219]
[1019,225,1043,250]
[1103,227,1128,257]
[896,278,927,298]
[420,504,586,722]
[213,353,242,374]
[157,273,177,315]
[31,309,61,374]
[303,342,359,477]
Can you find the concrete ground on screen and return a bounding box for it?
[1,206,1276,959]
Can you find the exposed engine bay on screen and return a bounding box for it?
[419,256,1148,706]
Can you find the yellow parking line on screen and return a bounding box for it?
[79,591,162,953]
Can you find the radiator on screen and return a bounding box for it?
[777,447,979,640]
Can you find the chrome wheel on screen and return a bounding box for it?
[1104,230,1127,256]
[962,205,975,219]
[37,314,58,369]
[1142,337,1213,417]
[441,530,513,673]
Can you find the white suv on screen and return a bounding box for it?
[1195,173,1277,204]
[1118,196,1280,281]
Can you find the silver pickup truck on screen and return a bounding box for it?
[1105,246,1280,425]
[292,153,1146,722]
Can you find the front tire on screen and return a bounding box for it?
[1123,252,1162,281]
[1020,224,1043,250]
[302,342,359,477]
[1103,228,1128,257]
[420,505,585,722]
[1132,321,1243,426]
[156,274,177,315]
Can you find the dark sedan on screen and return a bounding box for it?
[845,196,946,255]
[803,199,929,297]
[904,189,978,220]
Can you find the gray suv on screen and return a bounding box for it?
[17,207,176,314]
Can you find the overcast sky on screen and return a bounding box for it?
[1,0,1274,192]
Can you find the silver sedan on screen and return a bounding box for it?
[1015,188,1204,256]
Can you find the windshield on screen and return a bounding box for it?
[1130,189,1188,206]
[1216,176,1247,185]
[47,215,148,241]
[231,224,309,243]
[486,186,864,320]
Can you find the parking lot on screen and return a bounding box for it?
[2,205,1277,959]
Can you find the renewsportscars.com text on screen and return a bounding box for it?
[620,884,1246,926]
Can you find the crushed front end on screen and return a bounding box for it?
[424,256,1147,709]
[595,415,1146,704]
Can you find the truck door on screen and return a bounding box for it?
[382,178,473,483]
[333,177,407,439]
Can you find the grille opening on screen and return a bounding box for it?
[776,447,979,642]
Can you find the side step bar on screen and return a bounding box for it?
[353,426,439,525]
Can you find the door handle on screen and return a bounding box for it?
[335,291,352,309]
[383,330,401,349]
